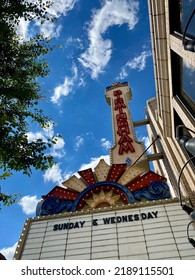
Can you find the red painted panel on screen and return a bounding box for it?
[78,168,97,186]
[126,171,166,192]
[42,186,79,200]
[106,164,127,182]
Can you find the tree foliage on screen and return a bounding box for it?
[0,1,57,205]
[1,0,53,23]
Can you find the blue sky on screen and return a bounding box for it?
[0,0,156,259]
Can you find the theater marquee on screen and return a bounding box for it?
[53,211,159,231]
[14,201,191,260]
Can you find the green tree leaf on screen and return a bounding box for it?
[0,0,58,207]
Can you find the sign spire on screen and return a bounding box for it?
[105,82,148,166]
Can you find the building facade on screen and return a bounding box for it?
[146,0,195,206]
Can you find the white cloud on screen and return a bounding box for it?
[50,137,66,158]
[16,0,78,39]
[43,163,63,184]
[19,195,39,215]
[117,68,128,80]
[127,50,152,71]
[0,242,17,260]
[79,155,110,171]
[37,0,78,38]
[101,138,112,150]
[74,135,84,151]
[26,131,47,142]
[51,64,85,104]
[26,122,54,142]
[47,0,78,18]
[35,21,62,39]
[141,136,151,154]
[53,137,65,149]
[42,122,54,138]
[63,170,75,181]
[66,37,84,49]
[16,18,30,41]
[118,50,152,79]
[43,155,110,185]
[26,123,65,159]
[184,61,195,75]
[78,0,139,79]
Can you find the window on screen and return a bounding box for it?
[182,59,195,109]
[169,1,195,114]
[169,0,195,39]
[181,0,195,38]
[174,110,195,164]
[171,51,195,115]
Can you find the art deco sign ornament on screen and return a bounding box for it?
[36,82,170,216]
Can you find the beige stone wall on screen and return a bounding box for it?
[147,0,195,206]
